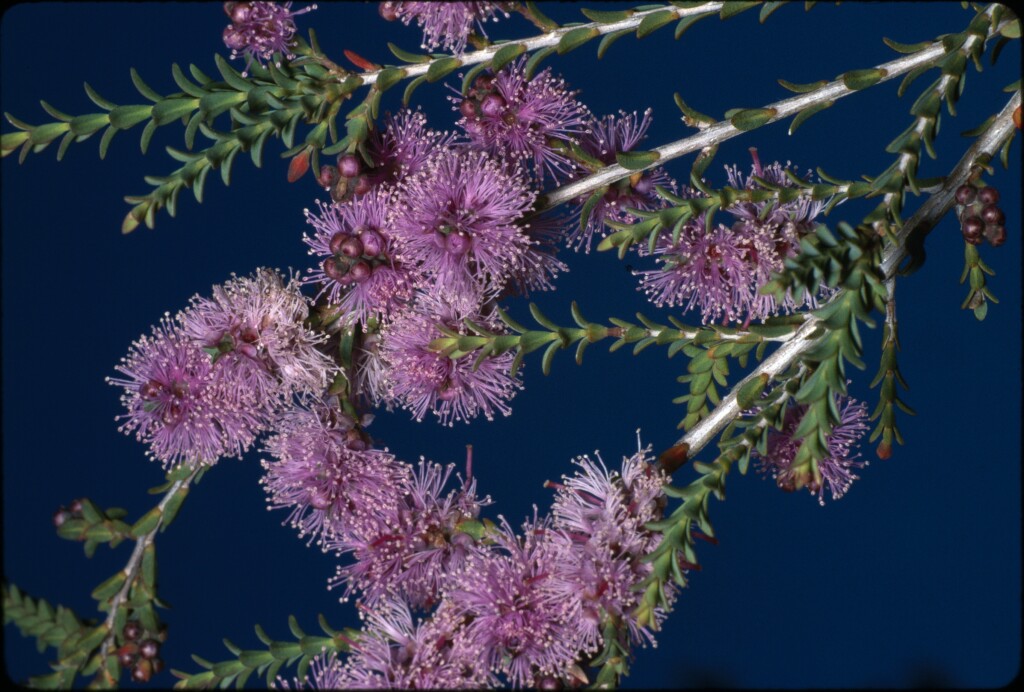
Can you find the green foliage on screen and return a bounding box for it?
[868,292,914,458]
[171,616,360,689]
[959,241,998,320]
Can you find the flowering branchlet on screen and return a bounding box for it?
[453,58,590,182]
[379,1,512,53]
[571,110,676,252]
[755,394,871,504]
[108,316,265,468]
[222,2,316,75]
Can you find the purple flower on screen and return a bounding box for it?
[366,109,459,191]
[378,289,522,425]
[335,599,494,688]
[446,515,580,687]
[260,401,411,547]
[390,148,536,297]
[723,150,830,319]
[303,192,416,324]
[179,269,334,401]
[380,2,511,53]
[108,316,265,468]
[453,58,590,182]
[273,650,347,689]
[639,217,757,324]
[222,2,316,75]
[571,110,676,252]
[546,448,670,651]
[353,330,397,410]
[755,394,870,504]
[500,211,569,297]
[327,458,490,608]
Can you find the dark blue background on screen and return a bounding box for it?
[2,2,1020,688]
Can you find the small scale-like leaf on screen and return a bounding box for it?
[491,43,526,71]
[558,26,599,54]
[426,57,462,83]
[374,67,405,92]
[636,9,677,38]
[616,149,660,170]
[842,68,888,91]
[789,100,833,135]
[730,108,777,131]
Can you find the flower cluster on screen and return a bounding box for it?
[754,393,871,504]
[379,1,512,53]
[638,150,828,324]
[221,2,315,75]
[109,270,332,468]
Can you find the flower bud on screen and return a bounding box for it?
[962,216,984,243]
[117,644,138,669]
[987,225,1006,247]
[337,154,362,178]
[379,2,398,21]
[322,257,346,282]
[954,184,976,205]
[978,186,999,205]
[123,620,143,641]
[229,2,251,24]
[480,93,506,118]
[359,229,384,257]
[131,659,153,683]
[981,204,1004,226]
[318,165,339,189]
[349,261,372,283]
[352,175,373,196]
[340,236,365,258]
[139,639,160,660]
[445,230,472,256]
[52,508,71,528]
[222,25,247,52]
[459,98,478,119]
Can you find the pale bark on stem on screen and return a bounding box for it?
[539,8,1007,211]
[675,89,1020,459]
[95,468,202,665]
[355,3,726,87]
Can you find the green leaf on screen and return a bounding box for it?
[374,67,405,92]
[151,97,199,126]
[558,26,599,54]
[882,37,934,53]
[425,57,462,83]
[597,29,630,58]
[759,1,787,22]
[789,100,833,135]
[83,82,115,110]
[778,78,827,93]
[491,43,526,71]
[402,75,428,106]
[524,45,557,77]
[730,108,777,131]
[387,42,431,64]
[674,12,711,39]
[198,91,245,119]
[130,68,163,102]
[842,68,887,90]
[616,150,660,170]
[90,571,127,602]
[636,9,677,38]
[107,105,153,130]
[720,1,759,20]
[581,8,633,22]
[159,485,189,531]
[213,54,253,92]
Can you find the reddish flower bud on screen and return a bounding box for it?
[123,620,143,641]
[328,232,347,256]
[962,216,984,243]
[287,150,310,183]
[318,165,338,189]
[340,237,364,258]
[459,98,478,119]
[139,639,159,660]
[987,225,1006,247]
[480,93,506,118]
[337,154,362,178]
[349,261,372,283]
[981,204,1005,226]
[131,659,153,683]
[117,643,138,668]
[954,184,977,205]
[978,186,999,205]
[359,229,384,256]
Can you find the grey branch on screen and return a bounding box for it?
[540,5,1006,211]
[356,4,725,87]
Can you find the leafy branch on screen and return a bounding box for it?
[171,615,359,689]
[426,301,801,378]
[869,278,914,458]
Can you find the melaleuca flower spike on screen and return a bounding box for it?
[222,2,317,75]
[379,1,512,54]
[108,316,265,468]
